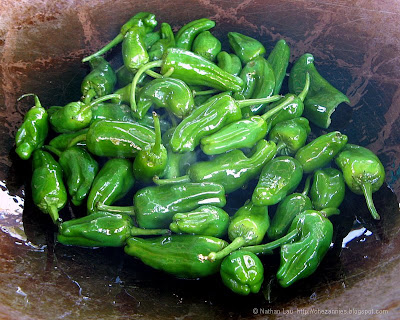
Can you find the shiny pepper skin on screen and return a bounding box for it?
[216,51,242,76]
[148,22,175,61]
[267,39,290,95]
[220,251,264,295]
[48,129,88,152]
[124,235,228,279]
[310,168,345,210]
[175,18,216,50]
[228,32,266,64]
[192,31,222,62]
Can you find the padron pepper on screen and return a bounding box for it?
[115,65,150,88]
[289,53,350,129]
[220,251,264,296]
[31,150,67,224]
[145,30,162,49]
[48,128,88,152]
[310,168,345,210]
[124,235,228,279]
[267,39,290,95]
[335,144,385,220]
[155,139,277,194]
[216,51,242,76]
[192,31,222,62]
[87,158,135,213]
[252,156,303,206]
[15,94,48,160]
[98,182,226,229]
[268,117,311,156]
[81,56,117,103]
[148,22,175,61]
[57,212,169,247]
[175,18,215,50]
[122,26,150,72]
[228,32,266,64]
[295,131,348,174]
[91,103,135,123]
[170,205,230,238]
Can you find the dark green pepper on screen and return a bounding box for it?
[145,30,161,49]
[267,39,290,95]
[192,31,221,61]
[81,56,117,103]
[310,168,345,210]
[268,117,311,156]
[289,53,350,128]
[124,235,228,279]
[335,144,385,220]
[220,251,264,295]
[148,22,175,61]
[31,150,67,224]
[228,32,266,64]
[115,65,149,88]
[295,131,348,173]
[216,51,242,76]
[91,103,134,123]
[133,112,168,182]
[57,212,170,247]
[252,156,303,206]
[122,26,150,72]
[175,18,215,50]
[48,128,88,152]
[170,205,230,238]
[15,94,48,160]
[87,158,135,213]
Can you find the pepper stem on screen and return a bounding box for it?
[145,69,164,79]
[302,174,312,195]
[131,60,163,112]
[242,229,299,255]
[18,93,42,108]
[162,67,175,78]
[237,95,282,109]
[275,141,286,154]
[83,89,97,104]
[79,93,122,115]
[320,207,341,218]
[193,89,220,97]
[129,226,170,236]
[48,206,61,225]
[43,145,62,158]
[82,33,124,63]
[298,72,310,102]
[260,95,296,121]
[153,175,191,185]
[152,112,162,154]
[67,134,87,149]
[361,182,380,220]
[97,203,136,216]
[206,237,247,262]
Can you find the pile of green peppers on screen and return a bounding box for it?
[15,12,387,297]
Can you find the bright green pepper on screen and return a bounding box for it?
[192,31,221,61]
[82,12,157,63]
[15,94,48,160]
[122,26,150,72]
[57,211,169,247]
[91,103,135,123]
[98,182,226,229]
[335,144,385,220]
[133,112,168,182]
[220,251,264,295]
[267,39,290,95]
[217,51,242,76]
[31,150,67,224]
[289,53,350,128]
[252,156,303,206]
[87,158,135,213]
[170,205,230,238]
[295,131,348,174]
[228,32,266,64]
[310,168,345,210]
[175,18,215,50]
[124,235,228,279]
[148,23,175,61]
[276,210,333,287]
[81,56,117,103]
[48,129,88,152]
[268,117,311,156]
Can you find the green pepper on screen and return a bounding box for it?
[57,212,170,247]
[335,144,385,220]
[175,18,215,50]
[91,103,134,123]
[45,145,99,206]
[135,77,194,119]
[276,210,333,287]
[145,30,161,49]
[228,32,266,64]
[81,56,117,103]
[220,251,264,295]
[115,65,150,88]
[155,139,277,194]
[192,31,221,62]
[206,200,270,262]
[15,94,48,160]
[133,112,167,182]
[31,150,67,224]
[148,22,175,61]
[295,131,348,174]
[124,235,228,279]
[122,26,150,72]
[252,156,303,206]
[48,129,88,152]
[170,205,230,238]
[98,182,226,229]
[87,158,135,213]
[310,168,345,210]
[268,117,311,156]
[82,12,157,62]
[267,175,313,240]
[289,53,350,128]
[216,51,242,76]
[267,39,290,95]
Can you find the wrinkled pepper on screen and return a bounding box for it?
[228,32,266,64]
[91,103,134,123]
[48,128,88,152]
[310,168,345,210]
[192,31,222,61]
[148,22,175,61]
[175,18,215,50]
[122,26,150,72]
[267,39,290,95]
[216,51,242,76]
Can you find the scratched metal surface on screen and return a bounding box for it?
[0,0,400,319]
